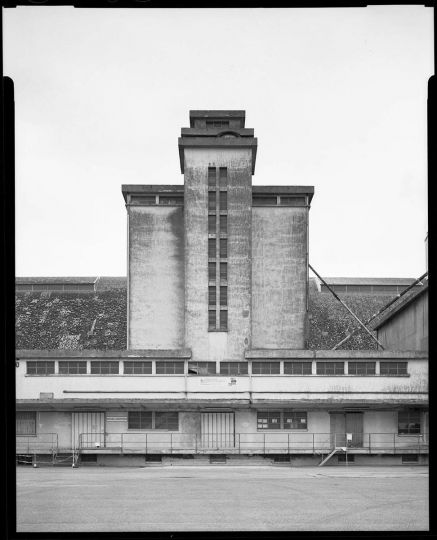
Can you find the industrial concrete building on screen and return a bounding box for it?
[16,111,428,466]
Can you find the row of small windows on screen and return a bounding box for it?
[208,238,227,258]
[252,195,307,206]
[129,195,183,206]
[16,410,423,436]
[208,216,227,235]
[25,361,409,376]
[208,262,227,281]
[129,194,307,207]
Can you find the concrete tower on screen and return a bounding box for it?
[178,111,258,361]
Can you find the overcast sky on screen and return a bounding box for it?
[4,6,432,278]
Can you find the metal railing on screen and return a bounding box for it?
[76,431,429,455]
[16,433,59,454]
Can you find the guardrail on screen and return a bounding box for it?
[16,433,58,454]
[77,432,429,455]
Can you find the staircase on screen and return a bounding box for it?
[318,447,345,467]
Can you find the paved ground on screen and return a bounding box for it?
[16,466,429,532]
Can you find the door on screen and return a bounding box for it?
[330,412,363,448]
[201,412,235,449]
[72,412,105,450]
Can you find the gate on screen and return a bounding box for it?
[72,412,105,450]
[330,412,363,448]
[201,412,235,450]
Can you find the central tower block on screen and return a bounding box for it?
[179,111,258,361]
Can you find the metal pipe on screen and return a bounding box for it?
[333,272,428,350]
[309,264,385,349]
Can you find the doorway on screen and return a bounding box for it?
[330,412,363,448]
[201,412,235,450]
[72,412,105,450]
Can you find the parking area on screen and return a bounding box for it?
[16,466,429,532]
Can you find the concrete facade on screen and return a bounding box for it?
[15,111,428,466]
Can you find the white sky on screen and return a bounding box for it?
[3,6,433,278]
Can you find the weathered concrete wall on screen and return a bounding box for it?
[252,207,308,349]
[377,292,428,351]
[183,148,252,361]
[128,206,184,349]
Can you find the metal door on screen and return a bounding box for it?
[72,412,105,450]
[201,412,235,449]
[330,412,363,448]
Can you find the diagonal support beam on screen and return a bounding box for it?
[309,264,385,350]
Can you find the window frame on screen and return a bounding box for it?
[251,361,281,375]
[347,362,376,376]
[58,361,87,375]
[283,361,312,375]
[220,362,248,376]
[90,361,120,375]
[398,410,421,435]
[188,362,216,376]
[128,411,179,431]
[316,362,344,375]
[123,361,153,375]
[256,410,308,431]
[380,362,408,376]
[155,361,185,375]
[16,411,37,436]
[26,361,55,375]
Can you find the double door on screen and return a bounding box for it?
[72,412,105,450]
[201,412,235,449]
[330,412,363,448]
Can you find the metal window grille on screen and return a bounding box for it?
[257,411,281,430]
[220,362,248,375]
[128,411,153,430]
[348,362,376,375]
[208,262,216,281]
[252,362,280,375]
[208,191,216,210]
[206,120,230,128]
[284,362,312,375]
[220,286,227,306]
[208,167,216,186]
[219,192,227,210]
[26,361,55,375]
[208,238,216,258]
[398,410,421,434]
[219,310,228,330]
[16,412,36,435]
[220,215,227,234]
[208,215,216,234]
[208,310,216,329]
[188,362,216,375]
[123,361,152,374]
[220,263,227,281]
[208,286,216,306]
[90,361,119,374]
[316,362,344,375]
[155,361,184,375]
[58,361,87,375]
[219,238,227,258]
[283,411,307,430]
[380,362,408,376]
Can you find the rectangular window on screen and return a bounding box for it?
[208,286,216,306]
[220,262,227,281]
[252,362,280,375]
[208,167,216,186]
[154,412,179,431]
[220,286,227,306]
[159,195,183,206]
[208,262,216,281]
[26,361,55,375]
[257,411,281,430]
[188,362,216,375]
[208,191,216,210]
[208,310,216,329]
[348,362,376,375]
[316,362,344,375]
[219,167,227,188]
[128,411,153,430]
[220,362,248,375]
[155,361,184,375]
[220,215,227,234]
[279,196,306,206]
[284,362,312,375]
[58,361,87,375]
[219,192,227,210]
[208,238,216,258]
[130,195,156,205]
[398,410,421,435]
[90,361,119,374]
[206,120,229,128]
[219,310,227,330]
[123,361,152,375]
[380,362,408,376]
[283,411,308,430]
[16,412,36,436]
[208,215,216,234]
[252,195,277,206]
[219,238,227,258]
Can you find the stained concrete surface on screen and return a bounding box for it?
[16,466,429,532]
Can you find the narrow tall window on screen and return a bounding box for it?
[208,166,228,331]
